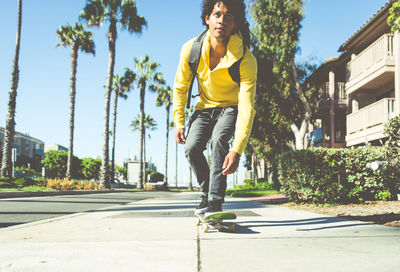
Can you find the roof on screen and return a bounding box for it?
[338,0,393,52]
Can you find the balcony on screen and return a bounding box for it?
[317,82,347,114]
[346,34,395,94]
[346,98,395,146]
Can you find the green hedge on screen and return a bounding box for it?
[275,147,399,204]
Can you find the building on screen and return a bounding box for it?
[44,144,68,152]
[309,0,398,147]
[0,127,45,171]
[125,157,157,184]
[341,0,397,147]
[308,56,348,148]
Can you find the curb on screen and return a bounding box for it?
[0,189,136,199]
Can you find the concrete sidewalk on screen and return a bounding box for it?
[0,192,399,272]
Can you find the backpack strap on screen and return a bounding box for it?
[186,30,246,109]
[186,29,208,109]
[228,43,246,85]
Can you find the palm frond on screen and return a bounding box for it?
[121,0,147,34]
[80,0,106,26]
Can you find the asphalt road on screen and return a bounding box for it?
[0,191,180,228]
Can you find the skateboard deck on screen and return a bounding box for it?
[196,211,237,232]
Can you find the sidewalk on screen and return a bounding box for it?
[0,191,399,272]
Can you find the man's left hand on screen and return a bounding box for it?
[222,151,240,175]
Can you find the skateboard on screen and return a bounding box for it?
[196,211,237,233]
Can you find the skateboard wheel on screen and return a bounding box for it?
[203,224,209,233]
[228,224,235,232]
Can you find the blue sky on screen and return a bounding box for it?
[0,0,389,185]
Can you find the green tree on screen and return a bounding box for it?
[80,0,147,188]
[155,85,172,189]
[81,157,102,180]
[147,169,164,183]
[42,150,81,178]
[110,69,136,183]
[56,23,95,180]
[130,113,158,186]
[131,55,164,188]
[251,0,316,152]
[388,0,400,33]
[114,165,127,181]
[1,0,23,177]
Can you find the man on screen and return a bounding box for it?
[173,0,257,215]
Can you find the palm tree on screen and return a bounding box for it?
[169,120,178,187]
[130,113,157,186]
[1,0,22,177]
[132,55,164,188]
[110,69,136,183]
[155,85,172,190]
[56,23,95,179]
[80,0,147,188]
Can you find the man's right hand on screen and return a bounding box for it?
[175,128,186,144]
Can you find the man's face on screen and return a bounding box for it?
[205,1,236,43]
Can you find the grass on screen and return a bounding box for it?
[226,189,280,197]
[0,186,54,192]
[225,181,281,197]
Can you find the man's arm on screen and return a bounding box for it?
[230,49,257,156]
[173,39,195,132]
[222,151,240,175]
[175,128,186,144]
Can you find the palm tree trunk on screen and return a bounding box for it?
[66,43,79,179]
[175,141,178,187]
[1,0,22,178]
[143,128,146,184]
[163,106,170,190]
[138,85,145,189]
[100,20,117,189]
[111,88,118,184]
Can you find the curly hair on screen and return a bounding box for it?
[201,0,250,47]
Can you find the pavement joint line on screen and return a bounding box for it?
[198,235,400,241]
[196,224,202,272]
[0,196,156,232]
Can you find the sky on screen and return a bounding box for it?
[0,0,389,186]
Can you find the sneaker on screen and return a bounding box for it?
[204,199,223,216]
[194,195,208,214]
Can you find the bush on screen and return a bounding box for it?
[275,147,399,204]
[41,150,81,178]
[46,178,102,190]
[81,158,101,180]
[14,166,40,177]
[0,177,44,189]
[243,179,255,186]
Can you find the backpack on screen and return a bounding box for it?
[186,29,246,109]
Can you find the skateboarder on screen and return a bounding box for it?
[173,0,257,215]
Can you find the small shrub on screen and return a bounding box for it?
[255,182,275,190]
[375,190,391,201]
[243,179,255,186]
[46,178,101,191]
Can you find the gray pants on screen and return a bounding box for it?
[185,106,238,201]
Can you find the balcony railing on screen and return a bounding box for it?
[347,34,394,81]
[319,82,346,100]
[347,98,395,135]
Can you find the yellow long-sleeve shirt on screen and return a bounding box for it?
[173,30,257,155]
